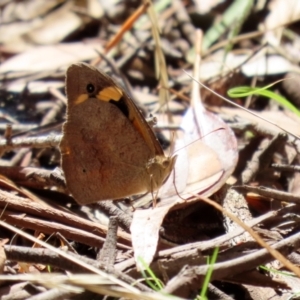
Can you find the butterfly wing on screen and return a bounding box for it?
[60,63,174,204]
[60,96,155,203]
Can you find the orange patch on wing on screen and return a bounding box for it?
[74,94,88,105]
[97,86,123,102]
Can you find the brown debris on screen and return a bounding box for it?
[1,0,300,299]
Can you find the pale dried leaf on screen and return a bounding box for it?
[265,0,300,43]
[4,80,64,93]
[241,55,295,77]
[0,42,103,79]
[26,6,82,45]
[0,37,35,53]
[87,0,104,18]
[131,96,238,266]
[180,52,294,82]
[130,205,171,265]
[194,0,225,14]
[220,107,300,137]
[0,19,42,44]
[11,0,64,21]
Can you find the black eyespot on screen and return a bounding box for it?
[86,83,95,93]
[82,169,86,173]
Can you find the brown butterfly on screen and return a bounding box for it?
[59,63,176,204]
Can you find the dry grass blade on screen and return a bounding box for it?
[0,221,142,296]
[146,0,170,115]
[0,274,181,300]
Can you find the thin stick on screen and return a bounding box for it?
[198,195,300,278]
[92,1,150,66]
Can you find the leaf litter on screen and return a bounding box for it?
[1,0,300,299]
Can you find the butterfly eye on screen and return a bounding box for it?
[86,83,95,93]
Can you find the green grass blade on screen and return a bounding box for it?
[199,247,219,300]
[138,257,164,291]
[228,86,300,117]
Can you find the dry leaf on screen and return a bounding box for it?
[4,79,64,93]
[0,42,103,79]
[8,0,64,21]
[26,2,82,45]
[131,88,238,267]
[220,107,300,138]
[264,0,300,43]
[194,0,224,14]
